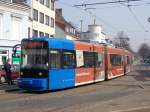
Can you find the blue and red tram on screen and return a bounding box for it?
[18,38,133,91]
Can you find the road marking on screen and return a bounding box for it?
[110,106,150,112]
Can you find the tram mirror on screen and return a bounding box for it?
[1,65,4,70]
[13,48,17,56]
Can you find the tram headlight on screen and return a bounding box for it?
[39,72,42,76]
[20,72,23,76]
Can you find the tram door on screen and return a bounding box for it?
[93,45,105,83]
[75,43,95,86]
[49,50,75,90]
[104,45,109,80]
[123,55,127,75]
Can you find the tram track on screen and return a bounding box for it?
[0,86,138,112]
[0,65,150,112]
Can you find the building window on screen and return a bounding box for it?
[45,33,49,37]
[40,0,44,5]
[51,18,54,28]
[51,0,54,10]
[71,28,72,33]
[74,30,76,34]
[33,9,38,21]
[39,31,44,37]
[33,29,38,38]
[0,14,3,39]
[66,27,69,33]
[72,28,74,34]
[45,15,50,26]
[40,12,44,24]
[69,28,71,33]
[50,35,54,37]
[45,0,50,7]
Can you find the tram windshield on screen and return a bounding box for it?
[21,41,48,70]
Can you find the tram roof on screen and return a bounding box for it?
[22,37,74,50]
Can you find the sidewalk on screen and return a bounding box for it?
[0,83,19,93]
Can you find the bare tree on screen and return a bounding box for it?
[138,43,150,60]
[113,31,132,52]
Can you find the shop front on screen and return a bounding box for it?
[0,39,21,65]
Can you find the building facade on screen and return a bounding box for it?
[55,9,78,40]
[0,0,30,65]
[27,0,55,38]
[0,0,56,65]
[78,24,106,43]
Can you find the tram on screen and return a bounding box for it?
[18,38,133,91]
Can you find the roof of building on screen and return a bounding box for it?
[0,0,29,7]
[55,9,76,31]
[13,0,29,6]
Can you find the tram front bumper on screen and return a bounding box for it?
[18,78,47,91]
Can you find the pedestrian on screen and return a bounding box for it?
[4,59,13,85]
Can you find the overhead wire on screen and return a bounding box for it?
[128,6,146,31]
[117,0,150,43]
[117,1,149,32]
[57,1,120,32]
[57,0,150,37]
[74,0,142,7]
[127,2,150,6]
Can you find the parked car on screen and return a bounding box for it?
[0,65,20,84]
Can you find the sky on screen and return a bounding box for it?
[56,0,150,52]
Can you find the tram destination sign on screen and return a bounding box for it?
[22,40,48,49]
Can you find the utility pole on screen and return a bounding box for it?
[80,20,83,33]
[93,15,96,25]
[146,17,150,43]
[80,20,83,39]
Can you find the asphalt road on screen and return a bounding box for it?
[0,64,150,112]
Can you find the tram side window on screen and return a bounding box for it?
[62,50,75,69]
[95,53,102,67]
[110,54,122,66]
[83,52,95,68]
[49,50,61,69]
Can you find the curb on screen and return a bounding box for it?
[5,88,20,92]
[0,90,5,93]
[0,83,19,93]
[0,88,20,93]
